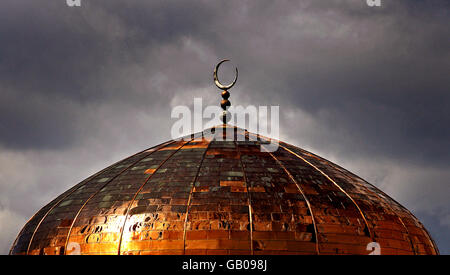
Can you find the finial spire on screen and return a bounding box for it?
[213,59,238,124]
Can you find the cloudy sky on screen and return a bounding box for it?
[0,0,449,254]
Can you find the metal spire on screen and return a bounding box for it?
[213,59,238,124]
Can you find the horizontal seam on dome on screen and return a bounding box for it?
[279,144,375,242]
[117,138,193,255]
[62,140,176,255]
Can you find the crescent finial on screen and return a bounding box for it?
[213,59,238,90]
[213,59,237,124]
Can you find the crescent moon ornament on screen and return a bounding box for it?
[213,59,238,90]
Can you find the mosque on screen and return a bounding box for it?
[10,60,438,255]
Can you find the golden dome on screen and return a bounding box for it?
[10,125,438,255]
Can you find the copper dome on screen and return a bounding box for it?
[10,125,438,255]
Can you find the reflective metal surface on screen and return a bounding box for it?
[213,59,238,91]
[10,125,439,255]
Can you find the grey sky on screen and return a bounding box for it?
[0,0,449,254]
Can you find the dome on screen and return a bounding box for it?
[10,125,438,255]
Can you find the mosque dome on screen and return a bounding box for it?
[9,125,438,255]
[10,60,438,255]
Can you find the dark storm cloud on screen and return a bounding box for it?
[0,1,216,149]
[0,0,449,253]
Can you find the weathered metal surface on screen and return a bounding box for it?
[10,125,439,255]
